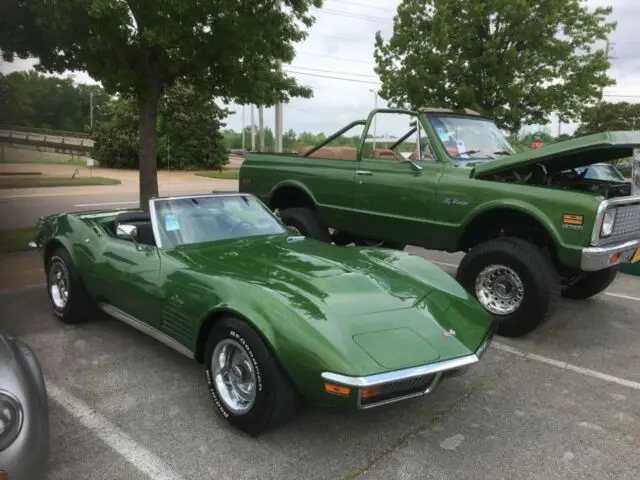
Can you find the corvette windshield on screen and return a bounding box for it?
[428,114,516,162]
[152,194,287,248]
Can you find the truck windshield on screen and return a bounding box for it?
[427,114,516,162]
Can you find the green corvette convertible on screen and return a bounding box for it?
[31,192,494,435]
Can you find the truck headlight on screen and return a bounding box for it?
[601,209,616,237]
[0,391,23,451]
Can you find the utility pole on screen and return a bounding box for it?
[259,106,265,151]
[241,105,245,151]
[369,89,378,150]
[600,40,616,102]
[89,91,94,130]
[274,0,283,152]
[250,105,256,151]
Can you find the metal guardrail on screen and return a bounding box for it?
[0,129,94,154]
[0,125,91,138]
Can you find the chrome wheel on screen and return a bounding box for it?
[49,259,70,309]
[475,264,524,315]
[211,339,257,414]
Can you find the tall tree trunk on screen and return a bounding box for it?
[138,92,160,212]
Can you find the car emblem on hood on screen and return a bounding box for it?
[443,329,456,337]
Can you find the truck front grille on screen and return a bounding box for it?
[612,203,640,237]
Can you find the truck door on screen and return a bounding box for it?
[352,110,443,246]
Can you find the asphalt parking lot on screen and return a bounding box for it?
[2,248,640,480]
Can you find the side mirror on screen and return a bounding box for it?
[116,224,138,242]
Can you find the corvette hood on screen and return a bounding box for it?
[473,131,640,177]
[177,236,492,365]
[186,236,431,317]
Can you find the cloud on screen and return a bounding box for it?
[2,0,638,138]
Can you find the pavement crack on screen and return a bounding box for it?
[340,357,520,479]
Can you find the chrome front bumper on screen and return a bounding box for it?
[580,239,640,271]
[322,328,494,409]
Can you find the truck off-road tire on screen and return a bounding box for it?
[562,266,619,300]
[456,237,561,338]
[354,238,407,250]
[46,247,96,324]
[204,316,300,436]
[279,207,331,243]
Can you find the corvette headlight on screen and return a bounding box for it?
[600,209,616,237]
[0,391,23,452]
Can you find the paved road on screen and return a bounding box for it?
[0,179,240,229]
[1,248,639,479]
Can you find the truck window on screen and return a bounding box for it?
[361,111,435,162]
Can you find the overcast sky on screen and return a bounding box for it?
[1,0,639,137]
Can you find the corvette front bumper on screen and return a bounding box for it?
[321,327,494,409]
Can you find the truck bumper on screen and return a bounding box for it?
[580,239,640,271]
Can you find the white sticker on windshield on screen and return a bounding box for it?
[456,140,469,158]
[164,213,179,232]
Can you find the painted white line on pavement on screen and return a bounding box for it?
[47,382,185,480]
[430,260,640,302]
[493,343,640,391]
[75,201,138,207]
[606,292,640,302]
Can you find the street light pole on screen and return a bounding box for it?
[369,89,378,151]
[274,0,283,152]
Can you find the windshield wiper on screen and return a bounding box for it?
[455,149,482,157]
[492,150,512,156]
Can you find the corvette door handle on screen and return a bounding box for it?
[356,170,373,176]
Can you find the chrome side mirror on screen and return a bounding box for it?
[116,224,138,242]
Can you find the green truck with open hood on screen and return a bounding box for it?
[238,107,640,337]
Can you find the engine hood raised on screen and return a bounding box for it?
[472,131,640,178]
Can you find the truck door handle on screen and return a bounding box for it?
[356,170,373,176]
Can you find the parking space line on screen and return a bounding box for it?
[47,382,185,480]
[493,343,640,391]
[606,292,640,302]
[429,260,640,302]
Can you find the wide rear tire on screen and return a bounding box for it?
[456,237,560,337]
[279,207,331,243]
[46,247,96,324]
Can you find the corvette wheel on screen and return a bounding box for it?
[204,316,299,435]
[46,247,96,324]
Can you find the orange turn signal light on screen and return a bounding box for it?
[610,253,621,264]
[324,383,351,396]
[360,386,381,399]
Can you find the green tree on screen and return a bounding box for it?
[93,83,229,170]
[1,0,321,209]
[575,101,640,136]
[373,0,617,133]
[158,83,229,170]
[0,70,111,131]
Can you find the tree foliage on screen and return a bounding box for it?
[575,101,640,136]
[0,0,321,208]
[0,71,110,131]
[373,0,617,133]
[93,83,229,170]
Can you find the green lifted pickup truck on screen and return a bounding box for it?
[238,107,640,337]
